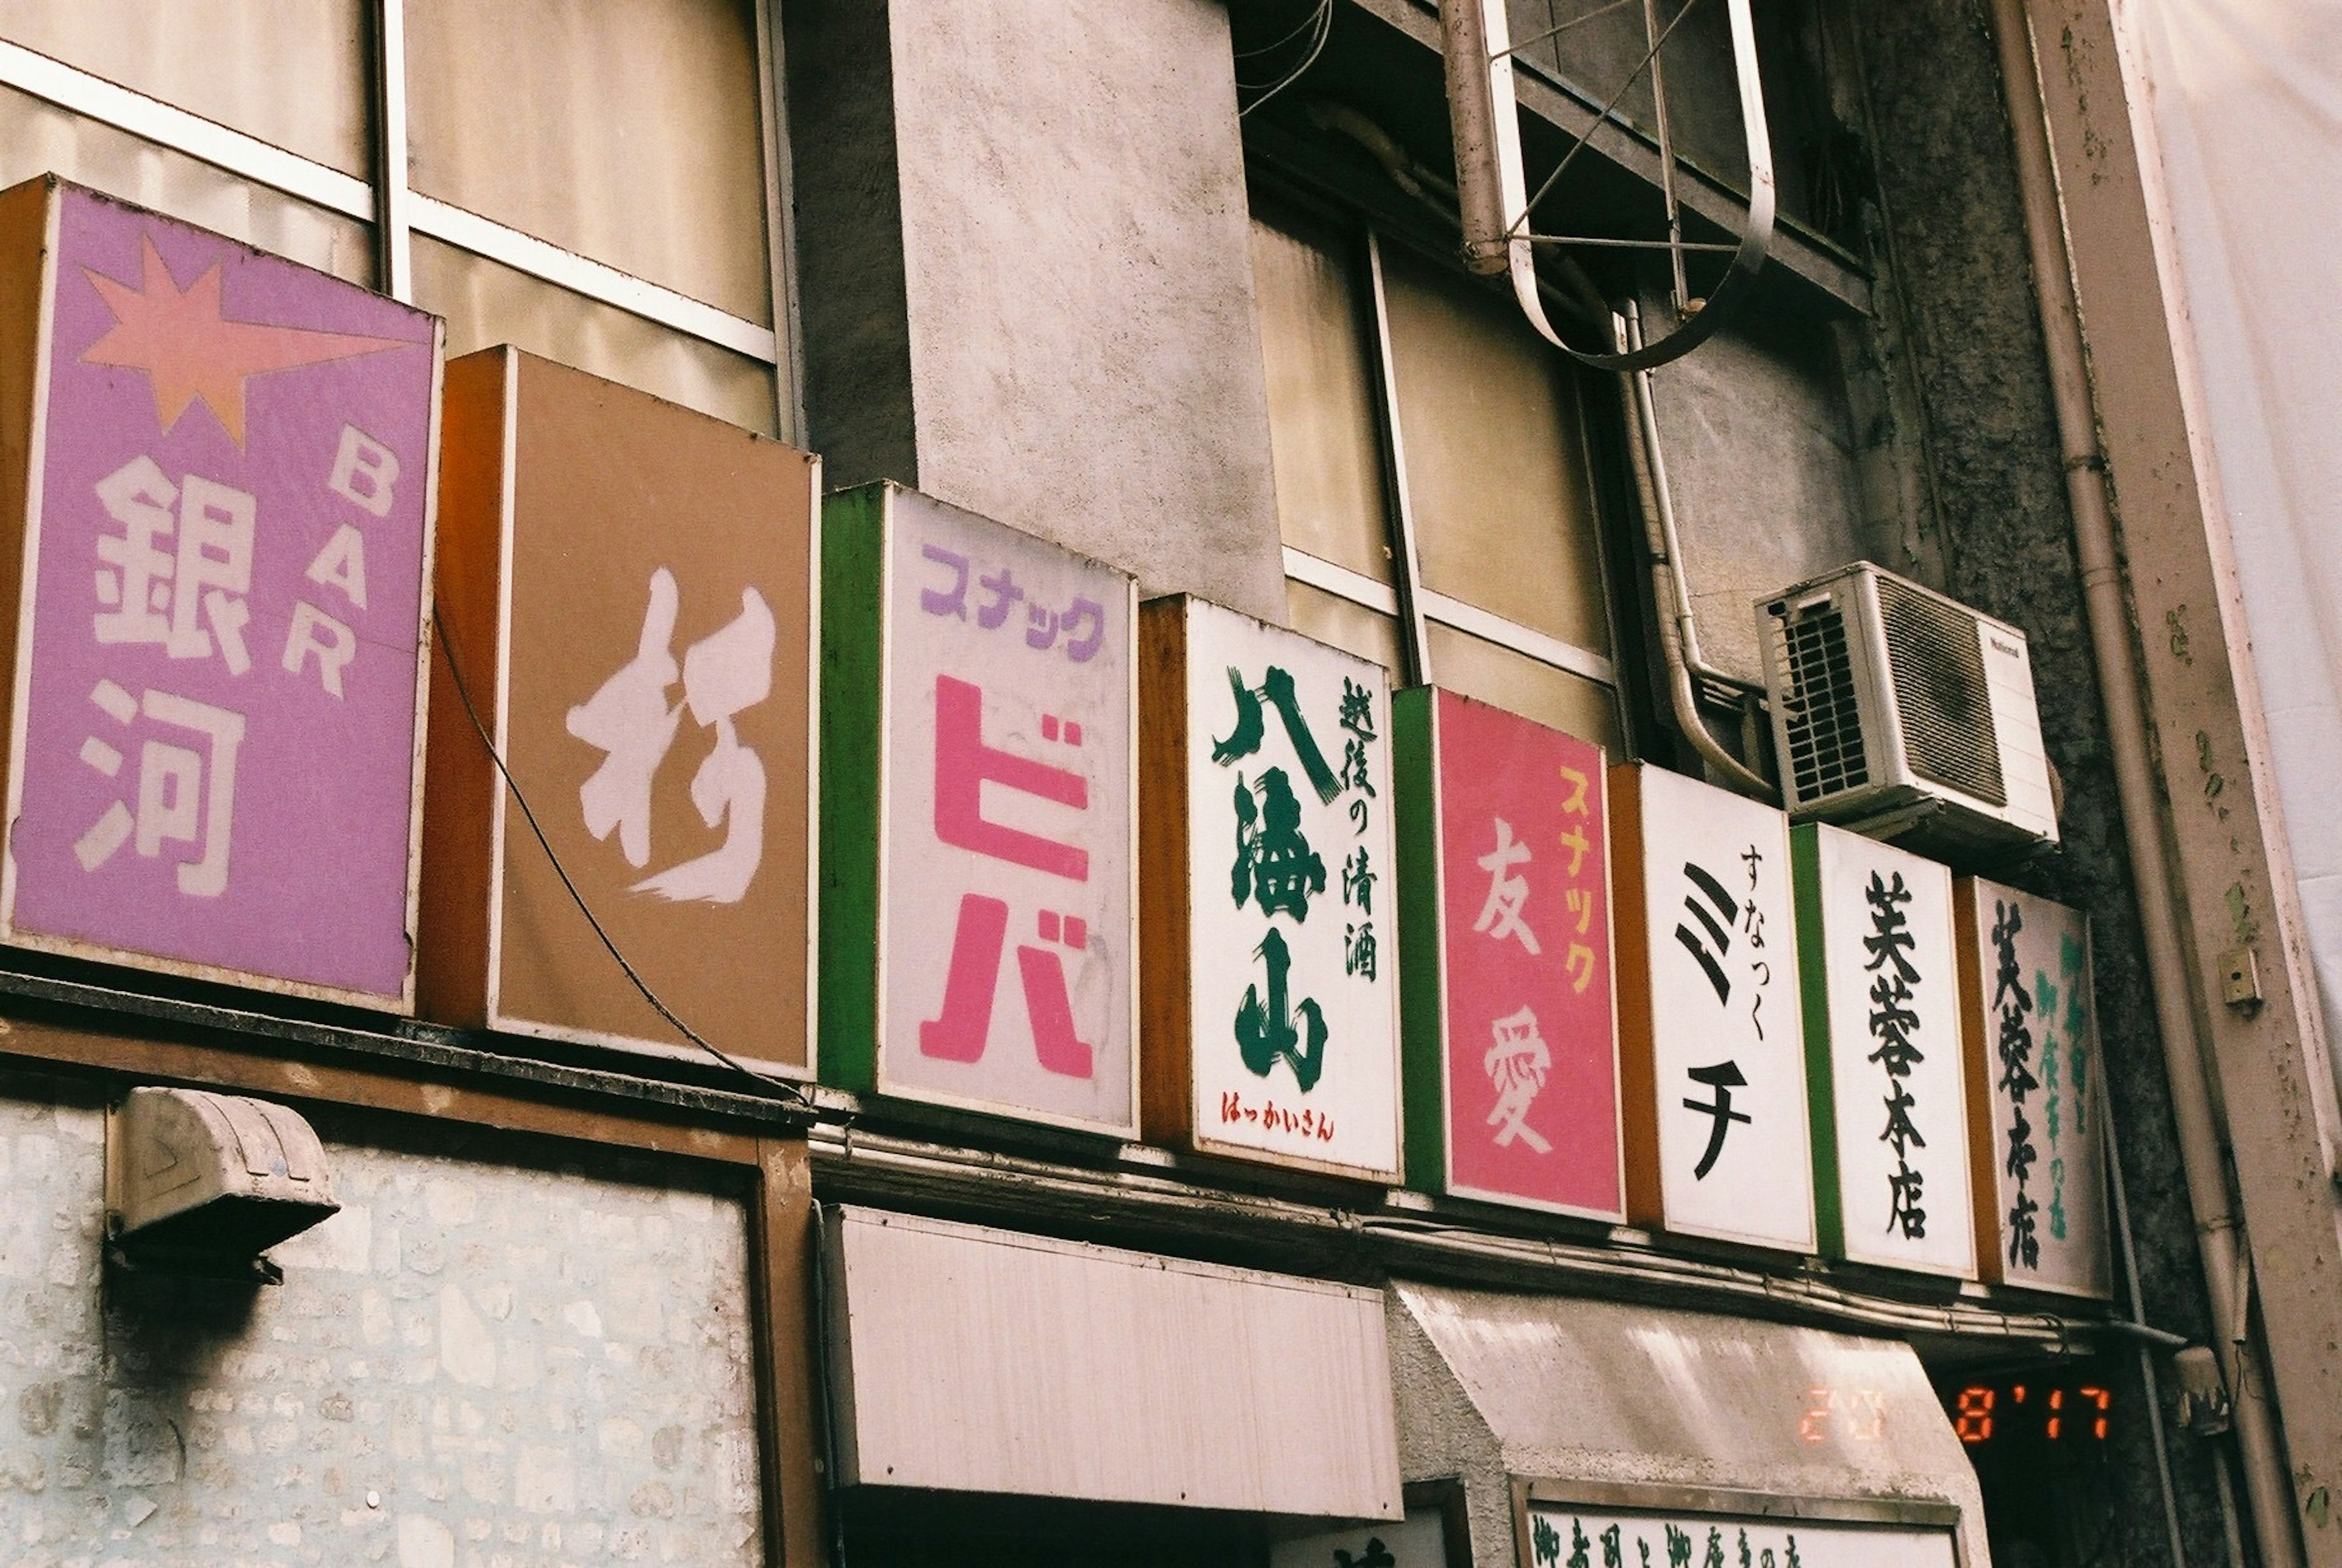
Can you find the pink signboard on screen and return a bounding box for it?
[1,181,439,1007]
[1398,687,1620,1217]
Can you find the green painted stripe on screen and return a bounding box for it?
[1393,686,1448,1194]
[816,481,889,1094]
[1791,822,1844,1259]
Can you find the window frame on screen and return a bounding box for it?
[1247,157,1654,758]
[0,0,803,441]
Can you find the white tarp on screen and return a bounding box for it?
[2118,0,2342,1089]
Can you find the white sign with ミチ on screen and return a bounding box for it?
[1623,764,1814,1251]
[1525,1504,1955,1568]
[1798,824,1977,1278]
[1181,598,1399,1181]
[882,490,1136,1134]
[1960,879,2113,1298]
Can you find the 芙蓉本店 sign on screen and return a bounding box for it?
[0,177,439,1007]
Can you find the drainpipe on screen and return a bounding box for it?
[1985,4,2301,1564]
[1616,302,1774,800]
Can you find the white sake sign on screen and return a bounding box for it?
[1626,764,1814,1251]
[1797,824,1977,1278]
[1181,598,1399,1181]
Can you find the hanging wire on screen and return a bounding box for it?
[1238,0,1333,116]
[431,606,817,1112]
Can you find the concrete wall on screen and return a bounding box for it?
[1853,2,2236,1563]
[787,0,1286,620]
[0,1081,763,1566]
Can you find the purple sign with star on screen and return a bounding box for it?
[0,180,440,1007]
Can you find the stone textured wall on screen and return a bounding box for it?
[0,1081,763,1566]
[1853,2,2238,1563]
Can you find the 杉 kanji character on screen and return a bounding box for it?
[1024,601,1058,650]
[1568,1517,1592,1568]
[917,894,1095,1078]
[568,568,778,902]
[975,565,1023,629]
[73,678,246,898]
[1557,763,1591,816]
[1861,870,1919,984]
[1230,768,1324,919]
[1565,885,1595,935]
[1484,1005,1553,1154]
[1674,861,1739,1004]
[632,586,776,903]
[1235,926,1327,1091]
[92,455,255,674]
[1473,817,1541,954]
[1683,1059,1751,1180]
[1211,665,1339,803]
[1342,845,1375,914]
[934,675,1089,879]
[1059,596,1106,663]
[1564,942,1597,994]
[919,543,970,619]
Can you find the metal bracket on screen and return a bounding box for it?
[1441,0,1777,371]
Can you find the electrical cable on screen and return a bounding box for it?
[1234,0,1330,59]
[431,606,817,1114]
[1238,0,1332,117]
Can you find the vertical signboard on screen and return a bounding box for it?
[820,482,1137,1134]
[1141,596,1400,1182]
[1792,823,1977,1277]
[0,177,439,1008]
[1955,879,2113,1298]
[1613,764,1814,1251]
[418,348,815,1073]
[1394,686,1621,1219]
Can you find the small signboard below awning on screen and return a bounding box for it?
[823,1207,1404,1521]
[1391,1282,1990,1567]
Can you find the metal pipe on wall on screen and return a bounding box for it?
[1985,2,2302,1563]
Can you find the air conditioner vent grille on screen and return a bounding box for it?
[1774,600,1869,803]
[1877,576,2007,807]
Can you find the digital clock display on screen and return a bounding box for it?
[1946,1378,2113,1445]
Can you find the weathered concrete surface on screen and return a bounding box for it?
[0,1084,762,1565]
[788,0,1286,620]
[1855,2,2237,1563]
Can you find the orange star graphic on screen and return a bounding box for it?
[79,235,409,447]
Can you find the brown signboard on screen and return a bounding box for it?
[419,348,815,1073]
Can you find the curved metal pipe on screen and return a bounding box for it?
[1614,306,1773,798]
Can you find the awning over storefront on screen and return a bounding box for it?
[1389,1282,1992,1566]
[822,1206,1404,1521]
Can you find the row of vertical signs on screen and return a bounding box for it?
[0,179,2107,1294]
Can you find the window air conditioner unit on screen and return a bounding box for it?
[1756,562,2057,861]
